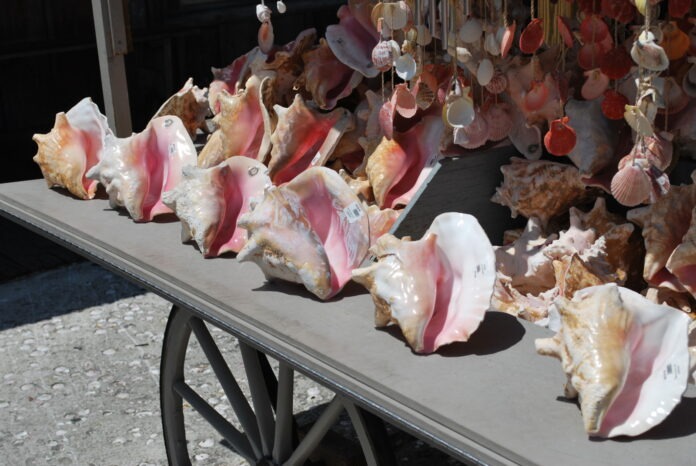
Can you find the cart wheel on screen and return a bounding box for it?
[160,305,397,466]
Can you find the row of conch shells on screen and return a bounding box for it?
[352,212,496,354]
[536,283,690,438]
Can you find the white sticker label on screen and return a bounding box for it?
[473,263,488,278]
[343,202,363,224]
[662,362,682,381]
[168,143,176,156]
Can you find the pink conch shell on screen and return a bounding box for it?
[209,48,258,114]
[161,157,271,257]
[237,167,370,300]
[352,213,496,354]
[154,78,208,139]
[519,18,544,54]
[628,173,696,292]
[611,161,652,207]
[33,97,111,200]
[365,204,400,247]
[483,102,513,142]
[198,75,274,168]
[325,1,381,78]
[268,94,354,185]
[536,283,690,438]
[453,107,489,149]
[300,38,363,111]
[491,157,592,226]
[566,99,618,176]
[666,206,696,298]
[631,31,669,72]
[367,116,443,209]
[86,116,197,222]
[581,69,610,101]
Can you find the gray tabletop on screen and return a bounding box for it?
[1,179,694,466]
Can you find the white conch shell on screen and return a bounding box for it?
[33,98,111,200]
[238,167,370,300]
[86,116,197,222]
[536,284,690,438]
[153,78,209,139]
[352,212,496,354]
[161,157,271,257]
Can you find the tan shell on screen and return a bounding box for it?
[365,204,400,247]
[491,157,593,226]
[644,287,694,314]
[153,78,209,139]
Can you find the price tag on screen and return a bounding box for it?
[343,202,363,224]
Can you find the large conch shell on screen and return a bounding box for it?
[86,116,197,222]
[238,167,370,300]
[33,98,111,200]
[565,99,618,176]
[325,0,381,78]
[268,94,354,184]
[491,157,592,226]
[161,157,271,257]
[352,213,496,354]
[536,284,690,438]
[153,78,209,139]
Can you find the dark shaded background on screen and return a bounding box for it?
[0,0,343,183]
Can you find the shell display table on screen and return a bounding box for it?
[1,179,695,465]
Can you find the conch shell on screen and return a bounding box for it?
[153,78,209,139]
[565,99,618,176]
[33,98,111,200]
[238,167,370,300]
[161,157,271,257]
[352,213,496,354]
[86,116,197,222]
[325,0,381,78]
[536,283,690,437]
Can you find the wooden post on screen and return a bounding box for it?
[91,0,133,137]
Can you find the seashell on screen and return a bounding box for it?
[508,119,543,161]
[484,70,508,94]
[631,31,669,72]
[415,24,432,46]
[33,97,111,200]
[476,59,494,86]
[153,78,209,139]
[161,157,271,257]
[523,80,550,113]
[660,21,690,61]
[365,204,399,247]
[413,71,437,110]
[557,16,574,48]
[352,212,496,354]
[453,107,489,150]
[684,60,696,98]
[580,15,610,43]
[668,0,691,18]
[394,53,417,80]
[268,94,354,185]
[367,116,444,208]
[455,46,473,63]
[666,205,696,298]
[209,49,257,114]
[578,43,605,70]
[371,40,396,71]
[238,166,370,300]
[326,3,381,78]
[445,93,475,128]
[641,131,674,171]
[483,102,513,142]
[492,157,592,226]
[501,21,516,58]
[458,17,483,43]
[86,116,197,222]
[276,1,286,14]
[199,75,274,168]
[601,89,629,120]
[598,46,633,80]
[600,0,636,23]
[658,76,689,116]
[611,162,651,207]
[628,173,696,292]
[544,116,577,156]
[519,18,544,54]
[256,4,271,22]
[624,104,654,137]
[644,287,694,314]
[380,1,411,30]
[536,283,690,437]
[484,29,501,56]
[581,69,610,101]
[258,20,274,54]
[392,83,417,118]
[301,38,364,111]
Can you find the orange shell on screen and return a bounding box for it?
[580,15,610,43]
[599,46,633,79]
[601,90,629,120]
[660,22,690,61]
[519,18,544,54]
[544,116,577,156]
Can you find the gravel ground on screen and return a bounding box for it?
[0,262,464,465]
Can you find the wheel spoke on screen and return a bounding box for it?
[282,396,344,466]
[188,317,263,458]
[272,363,294,462]
[174,381,256,463]
[240,342,276,457]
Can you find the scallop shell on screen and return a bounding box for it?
[536,283,690,438]
[395,53,417,81]
[379,1,410,30]
[580,15,610,43]
[459,17,483,43]
[352,212,496,354]
[86,116,197,222]
[32,98,111,200]
[519,18,544,54]
[578,43,606,70]
[484,70,508,94]
[501,21,516,58]
[476,58,494,86]
[372,40,397,70]
[445,94,475,128]
[161,157,271,257]
[581,69,610,101]
[326,2,381,78]
[611,162,652,207]
[544,116,577,156]
[599,46,633,80]
[453,107,489,149]
[601,89,629,120]
[483,102,513,142]
[153,78,209,139]
[631,31,669,72]
[392,83,417,119]
[238,166,370,300]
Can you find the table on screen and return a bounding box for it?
[1,179,695,466]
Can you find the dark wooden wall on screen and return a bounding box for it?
[0,0,343,183]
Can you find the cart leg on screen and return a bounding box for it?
[159,304,397,465]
